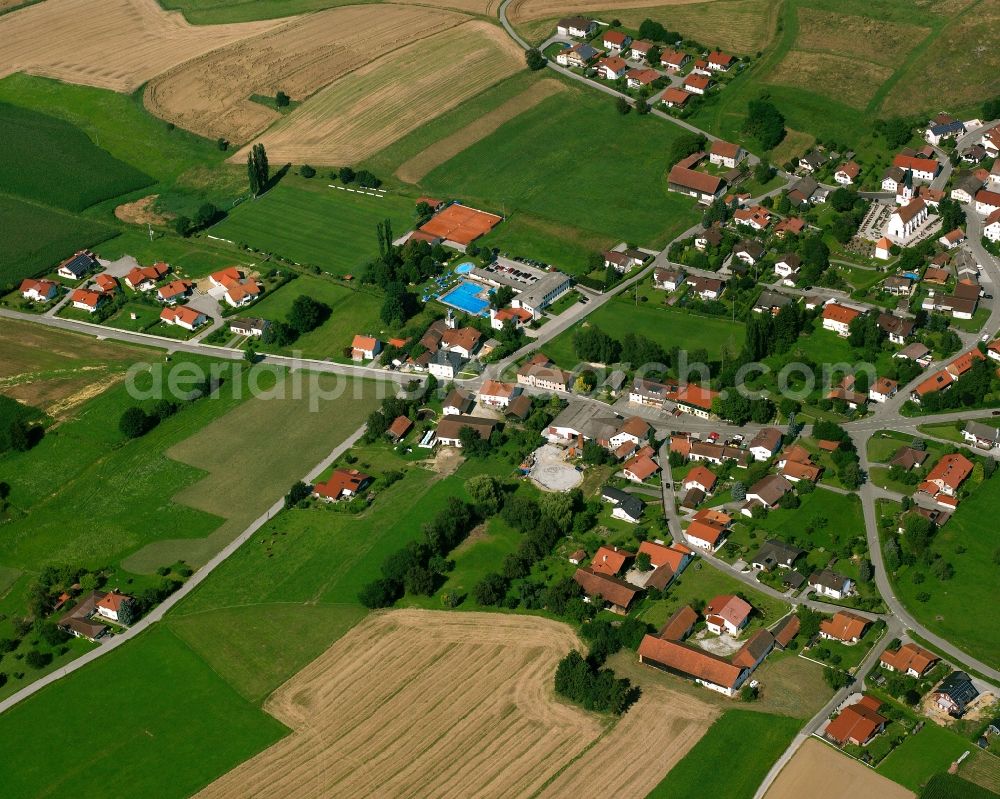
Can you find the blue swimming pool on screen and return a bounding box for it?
[439,280,490,316]
[455,262,475,275]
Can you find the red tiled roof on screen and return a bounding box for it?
[825,700,887,745]
[685,465,717,491]
[591,545,633,575]
[820,611,869,642]
[710,140,741,159]
[573,567,639,609]
[705,594,752,627]
[313,468,371,499]
[638,635,743,688]
[822,303,861,325]
[880,643,939,676]
[925,453,973,491]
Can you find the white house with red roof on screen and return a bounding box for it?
[20,278,58,303]
[984,209,1000,242]
[975,189,1000,216]
[684,465,717,495]
[683,73,711,95]
[874,237,893,260]
[734,205,772,230]
[157,279,193,304]
[602,30,631,51]
[822,302,861,336]
[660,49,690,71]
[626,68,659,89]
[351,335,381,361]
[704,594,752,636]
[709,140,745,169]
[835,161,860,185]
[93,273,118,295]
[70,288,103,313]
[706,51,734,71]
[623,445,660,483]
[596,56,628,80]
[893,154,940,182]
[478,379,521,409]
[96,591,134,623]
[160,306,207,331]
[490,306,533,331]
[125,263,169,292]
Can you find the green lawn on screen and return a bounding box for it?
[208,178,419,274]
[0,626,288,799]
[646,710,802,799]
[0,101,151,212]
[0,195,116,291]
[545,297,744,369]
[890,473,1000,667]
[415,84,702,274]
[878,723,976,793]
[103,301,165,332]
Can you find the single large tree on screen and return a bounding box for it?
[247,143,269,197]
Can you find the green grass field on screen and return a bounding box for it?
[878,723,975,792]
[208,179,418,274]
[544,296,744,369]
[95,229,255,279]
[0,195,116,290]
[415,85,702,273]
[921,773,1000,799]
[0,101,151,212]
[646,710,802,799]
[157,0,365,23]
[0,626,288,799]
[889,473,1000,668]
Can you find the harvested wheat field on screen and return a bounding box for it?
[233,20,524,166]
[768,51,893,109]
[146,4,468,143]
[0,0,277,93]
[507,0,707,24]
[765,739,914,799]
[197,609,717,799]
[396,78,567,183]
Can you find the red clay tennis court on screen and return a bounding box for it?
[418,203,502,245]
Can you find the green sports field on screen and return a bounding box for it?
[646,710,802,799]
[158,0,364,24]
[208,179,418,274]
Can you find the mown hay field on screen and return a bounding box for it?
[794,7,929,67]
[767,50,894,109]
[232,20,524,165]
[196,609,718,799]
[0,0,277,93]
[617,0,778,54]
[765,739,914,799]
[145,4,469,144]
[396,78,567,183]
[881,1,1000,115]
[507,0,706,24]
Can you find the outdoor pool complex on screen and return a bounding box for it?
[439,280,491,316]
[454,262,475,275]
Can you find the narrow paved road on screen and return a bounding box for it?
[0,422,369,715]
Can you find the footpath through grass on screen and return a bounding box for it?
[646,710,802,799]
